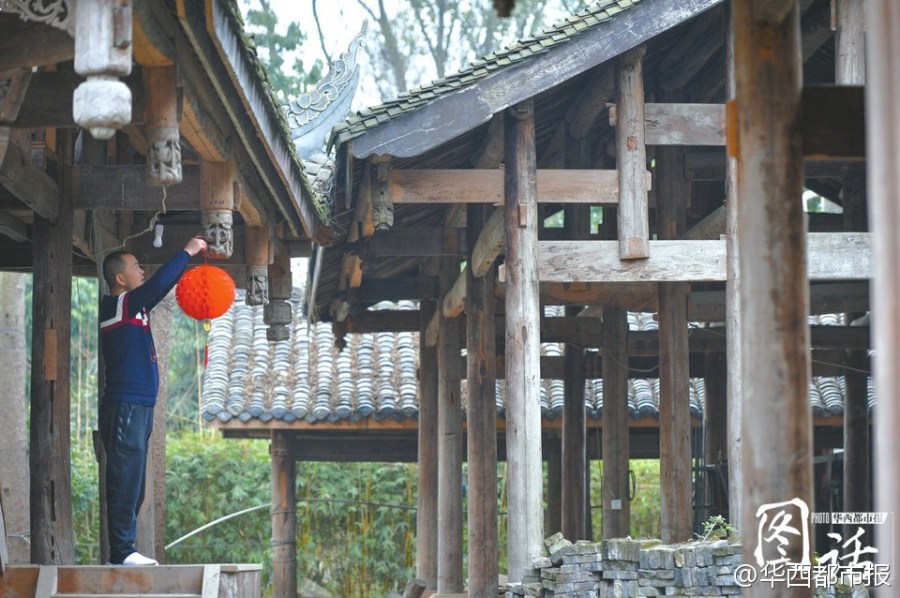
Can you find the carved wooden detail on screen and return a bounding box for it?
[72,0,133,140]
[0,0,75,34]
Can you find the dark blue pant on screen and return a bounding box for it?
[99,400,154,564]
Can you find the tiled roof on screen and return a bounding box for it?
[330,0,643,146]
[200,294,872,425]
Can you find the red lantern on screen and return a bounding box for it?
[176,264,236,322]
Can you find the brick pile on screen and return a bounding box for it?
[504,533,744,598]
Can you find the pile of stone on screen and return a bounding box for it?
[504,533,744,598]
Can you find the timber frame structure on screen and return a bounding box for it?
[207,0,896,596]
[0,0,325,593]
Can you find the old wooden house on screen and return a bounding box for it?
[199,0,900,596]
[0,0,327,594]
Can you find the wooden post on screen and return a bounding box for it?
[466,203,498,597]
[30,130,75,565]
[0,272,29,564]
[144,66,182,186]
[724,0,743,534]
[416,297,439,589]
[271,431,297,598]
[562,318,586,540]
[866,0,900,581]
[504,100,543,581]
[601,307,630,538]
[703,351,728,520]
[545,441,562,537]
[437,257,463,593]
[656,106,692,543]
[658,283,692,543]
[245,226,271,306]
[835,0,870,527]
[733,1,812,585]
[615,45,650,259]
[200,160,234,259]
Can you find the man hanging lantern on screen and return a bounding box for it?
[176,264,236,327]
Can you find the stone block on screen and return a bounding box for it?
[712,554,741,567]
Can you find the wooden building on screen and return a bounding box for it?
[0,0,325,594]
[196,0,899,597]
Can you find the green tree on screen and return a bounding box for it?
[241,0,324,101]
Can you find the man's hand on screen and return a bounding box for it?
[184,235,208,257]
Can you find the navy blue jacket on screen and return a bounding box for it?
[100,250,190,406]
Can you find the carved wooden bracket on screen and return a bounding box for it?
[200,160,234,258]
[245,226,271,306]
[144,66,181,185]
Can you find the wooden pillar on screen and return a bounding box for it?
[466,203,498,597]
[703,351,728,520]
[30,130,75,564]
[545,441,562,537]
[200,160,234,259]
[271,431,297,598]
[866,0,900,579]
[437,257,463,593]
[724,0,743,533]
[835,0,870,524]
[615,45,650,259]
[245,226,271,306]
[562,338,586,540]
[733,1,812,585]
[657,111,692,543]
[0,272,29,563]
[504,100,543,581]
[658,283,692,543]
[144,66,182,186]
[416,297,439,589]
[601,307,630,538]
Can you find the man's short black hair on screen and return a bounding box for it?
[102,251,133,291]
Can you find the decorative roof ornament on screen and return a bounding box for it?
[284,21,367,160]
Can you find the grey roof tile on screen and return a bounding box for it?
[201,293,868,426]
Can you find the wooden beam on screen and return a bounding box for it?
[685,149,863,181]
[0,14,74,70]
[345,310,421,334]
[615,46,650,259]
[658,283,692,543]
[642,103,725,146]
[270,432,296,598]
[465,203,498,597]
[530,234,872,282]
[471,207,505,278]
[362,228,466,257]
[562,335,587,540]
[416,300,439,589]
[601,308,630,538]
[436,258,463,593]
[504,101,543,582]
[0,211,27,243]
[565,65,615,137]
[441,265,467,319]
[71,165,199,210]
[0,131,58,219]
[390,168,639,205]
[734,0,812,579]
[30,131,74,564]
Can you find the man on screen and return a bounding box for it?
[99,235,207,566]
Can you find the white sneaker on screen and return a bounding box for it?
[122,552,159,566]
